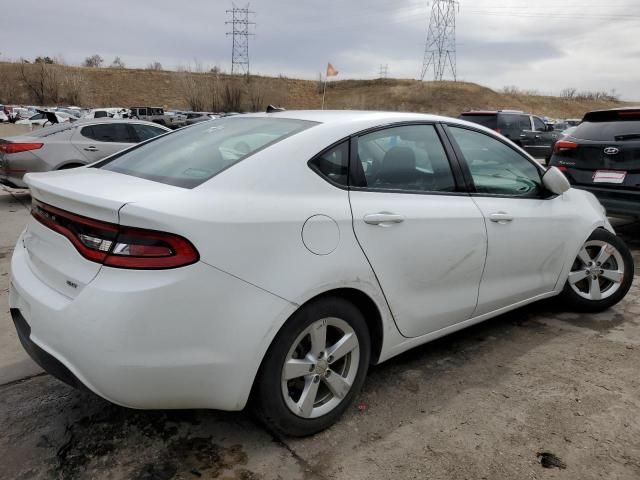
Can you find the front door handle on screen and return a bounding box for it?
[363,213,405,226]
[84,146,99,152]
[489,212,514,224]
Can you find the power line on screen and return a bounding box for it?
[226,3,255,75]
[421,0,459,81]
[379,64,389,79]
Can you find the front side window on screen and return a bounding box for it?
[81,124,136,143]
[448,126,543,197]
[98,117,316,188]
[355,124,456,193]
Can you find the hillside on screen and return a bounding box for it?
[0,62,627,119]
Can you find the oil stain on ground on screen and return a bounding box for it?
[51,402,258,479]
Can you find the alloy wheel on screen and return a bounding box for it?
[281,317,360,419]
[568,240,625,301]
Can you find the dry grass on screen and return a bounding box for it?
[0,62,628,118]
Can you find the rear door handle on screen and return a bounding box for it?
[363,213,405,226]
[84,146,99,152]
[489,212,514,224]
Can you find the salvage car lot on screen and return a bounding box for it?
[0,183,639,479]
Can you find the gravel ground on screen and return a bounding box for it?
[0,187,638,480]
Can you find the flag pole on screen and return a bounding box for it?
[321,74,327,110]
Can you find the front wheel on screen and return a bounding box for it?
[559,229,634,312]
[253,297,370,437]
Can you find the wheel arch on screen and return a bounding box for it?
[56,161,86,170]
[305,287,384,365]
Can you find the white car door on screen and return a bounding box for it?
[349,124,487,338]
[445,125,575,316]
[72,123,137,162]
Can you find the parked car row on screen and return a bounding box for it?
[0,119,171,188]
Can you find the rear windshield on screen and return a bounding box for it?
[571,121,640,142]
[98,117,316,188]
[459,114,497,129]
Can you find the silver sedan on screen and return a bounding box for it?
[0,119,171,188]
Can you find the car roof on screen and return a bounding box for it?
[241,109,454,125]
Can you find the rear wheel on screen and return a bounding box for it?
[253,297,370,437]
[559,229,634,312]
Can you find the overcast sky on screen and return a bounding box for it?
[2,0,638,99]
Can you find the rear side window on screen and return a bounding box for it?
[460,114,497,129]
[572,121,640,141]
[81,124,136,143]
[131,124,167,142]
[309,141,349,186]
[98,117,316,188]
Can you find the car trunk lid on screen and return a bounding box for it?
[23,168,187,298]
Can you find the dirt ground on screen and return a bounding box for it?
[0,186,639,480]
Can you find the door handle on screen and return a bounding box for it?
[489,212,514,224]
[363,213,405,226]
[84,146,99,152]
[519,134,527,138]
[534,135,541,139]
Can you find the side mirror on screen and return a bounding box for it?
[543,166,570,195]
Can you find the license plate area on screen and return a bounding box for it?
[593,170,626,184]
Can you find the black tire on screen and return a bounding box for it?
[252,297,370,437]
[559,228,634,312]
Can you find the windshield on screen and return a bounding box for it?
[97,117,316,188]
[571,120,640,141]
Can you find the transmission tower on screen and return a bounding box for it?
[379,64,389,79]
[420,0,459,81]
[226,4,255,75]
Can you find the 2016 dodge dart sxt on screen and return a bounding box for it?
[9,111,634,436]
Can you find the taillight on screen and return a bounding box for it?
[31,200,199,269]
[554,140,578,153]
[557,165,568,172]
[0,142,43,154]
[494,128,502,135]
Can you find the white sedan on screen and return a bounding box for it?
[9,111,634,436]
[15,111,70,128]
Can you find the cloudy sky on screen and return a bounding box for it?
[2,0,638,99]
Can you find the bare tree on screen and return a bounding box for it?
[110,56,126,69]
[18,61,65,104]
[147,61,163,71]
[248,84,264,111]
[560,87,577,99]
[178,72,208,111]
[83,54,104,68]
[221,81,243,112]
[61,71,87,105]
[19,61,47,104]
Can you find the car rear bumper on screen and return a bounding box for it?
[0,175,27,188]
[11,308,88,391]
[9,235,296,411]
[574,185,640,218]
